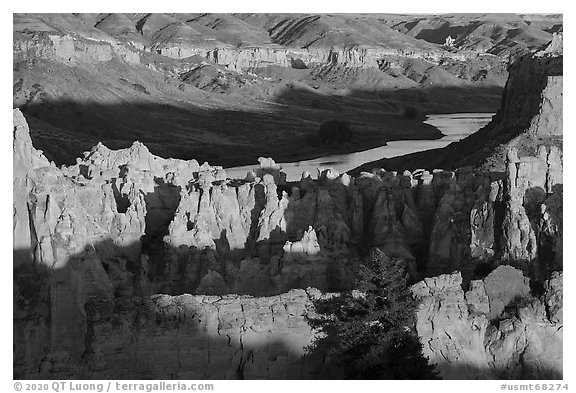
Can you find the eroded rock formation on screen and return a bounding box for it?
[412,267,562,379]
[30,289,327,379]
[13,106,563,379]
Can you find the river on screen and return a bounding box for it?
[225,113,495,181]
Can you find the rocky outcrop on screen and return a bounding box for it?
[499,33,562,135]
[28,289,326,379]
[501,146,563,278]
[412,267,562,379]
[14,31,140,66]
[351,148,562,283]
[13,109,147,378]
[166,138,559,288]
[12,108,361,380]
[13,107,564,379]
[161,167,360,296]
[14,109,146,272]
[14,108,362,296]
[13,109,51,265]
[155,44,474,72]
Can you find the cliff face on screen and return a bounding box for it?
[13,109,50,261]
[13,19,498,82]
[356,143,562,282]
[13,106,563,379]
[31,289,326,380]
[14,31,141,66]
[10,13,476,76]
[154,44,477,72]
[498,33,563,136]
[412,268,563,379]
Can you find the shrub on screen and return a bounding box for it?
[316,120,353,145]
[503,295,534,315]
[131,83,149,95]
[403,106,419,120]
[306,248,437,379]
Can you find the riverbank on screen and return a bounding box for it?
[22,65,503,168]
[212,85,503,168]
[227,113,494,181]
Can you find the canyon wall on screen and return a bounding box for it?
[412,268,562,379]
[153,43,475,71]
[13,33,562,380]
[13,24,500,83]
[28,288,328,380]
[15,102,562,298]
[14,31,141,65]
[497,33,563,134]
[13,106,563,379]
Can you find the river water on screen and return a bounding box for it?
[225,113,495,181]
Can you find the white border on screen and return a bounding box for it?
[2,4,572,392]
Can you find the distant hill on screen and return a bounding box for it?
[13,13,561,167]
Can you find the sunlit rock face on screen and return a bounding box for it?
[353,143,562,283]
[13,29,140,66]
[81,289,328,380]
[155,161,361,296]
[21,289,328,380]
[411,268,563,379]
[155,44,474,72]
[13,111,362,299]
[13,109,50,265]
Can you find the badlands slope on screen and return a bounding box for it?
[13,13,560,167]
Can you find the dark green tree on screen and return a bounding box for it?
[317,120,353,144]
[403,106,419,120]
[306,248,437,379]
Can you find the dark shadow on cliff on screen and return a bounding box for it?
[12,239,421,380]
[14,244,563,380]
[13,233,362,380]
[13,225,563,380]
